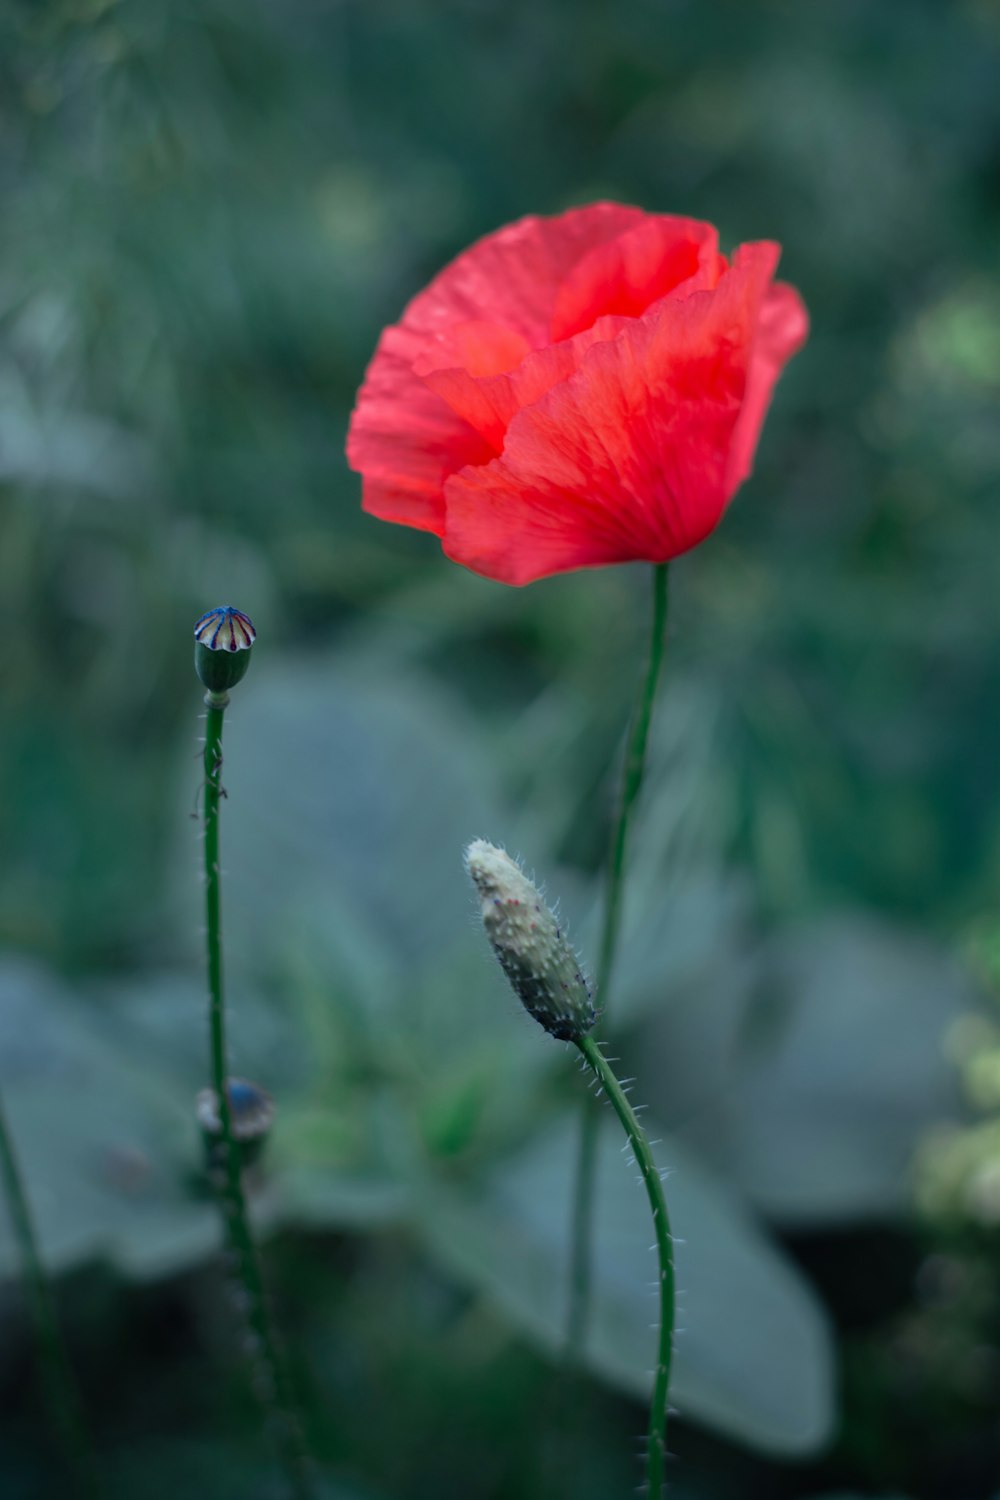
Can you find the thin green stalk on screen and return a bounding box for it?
[0,1092,100,1498]
[202,694,314,1500]
[596,563,671,1006]
[566,563,670,1361]
[576,1034,674,1496]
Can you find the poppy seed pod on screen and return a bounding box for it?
[194,606,256,694]
[465,839,595,1042]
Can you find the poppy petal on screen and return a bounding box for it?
[347,205,649,527]
[442,244,781,585]
[347,324,495,534]
[402,202,648,347]
[417,314,632,453]
[724,281,809,496]
[550,216,724,342]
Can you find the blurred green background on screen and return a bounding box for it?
[2,0,1000,1496]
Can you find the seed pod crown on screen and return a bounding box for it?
[194,605,256,694]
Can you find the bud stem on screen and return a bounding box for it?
[0,1092,101,1497]
[574,1034,675,1497]
[201,697,315,1500]
[567,563,670,1364]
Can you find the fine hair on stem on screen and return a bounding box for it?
[465,836,676,1495]
[575,1034,675,1495]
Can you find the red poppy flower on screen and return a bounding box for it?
[347,203,807,586]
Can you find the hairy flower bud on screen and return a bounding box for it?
[194,605,256,694]
[465,839,595,1042]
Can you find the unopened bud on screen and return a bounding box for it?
[197,1077,274,1169]
[465,839,595,1042]
[194,606,256,694]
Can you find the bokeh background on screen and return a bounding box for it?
[3,1,1000,1496]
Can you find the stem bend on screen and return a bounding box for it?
[575,1035,675,1497]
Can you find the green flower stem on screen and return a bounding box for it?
[202,695,314,1500]
[597,563,670,1006]
[0,1091,101,1498]
[575,1034,675,1497]
[566,562,670,1360]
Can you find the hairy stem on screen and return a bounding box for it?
[0,1092,100,1497]
[202,695,314,1500]
[566,563,669,1362]
[575,1035,675,1496]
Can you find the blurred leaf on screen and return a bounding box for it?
[1,950,836,1458]
[681,914,977,1225]
[0,388,152,498]
[414,1112,834,1456]
[104,1437,375,1500]
[171,654,505,977]
[578,679,760,1121]
[0,958,214,1280]
[168,653,589,1163]
[0,959,407,1283]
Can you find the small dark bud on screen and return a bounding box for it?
[197,1077,274,1169]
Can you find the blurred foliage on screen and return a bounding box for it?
[917,919,1000,1227]
[2,0,1000,1497]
